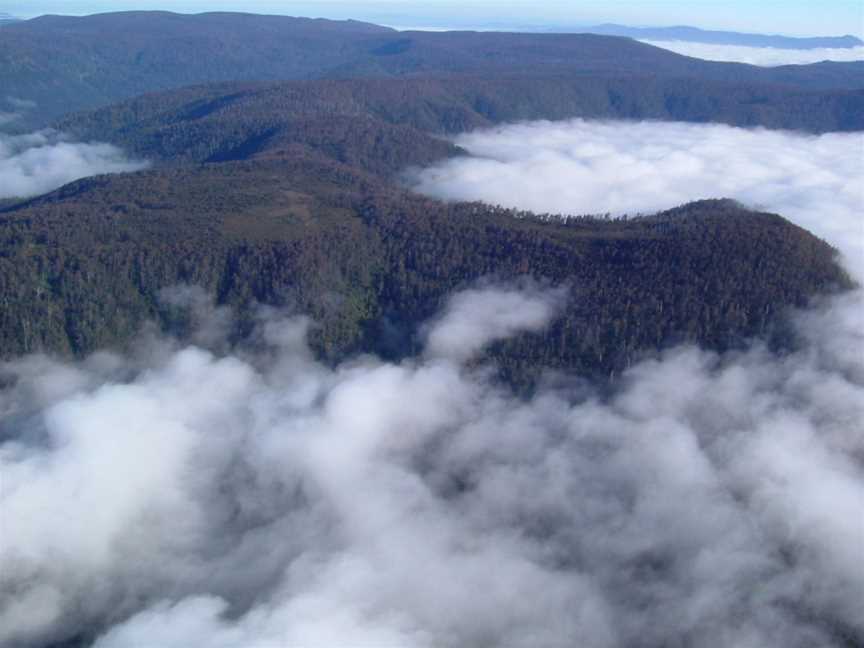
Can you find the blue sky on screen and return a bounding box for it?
[4,0,863,37]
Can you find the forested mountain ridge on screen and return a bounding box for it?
[2,11,862,129]
[55,78,864,171]
[0,13,858,382]
[0,144,851,383]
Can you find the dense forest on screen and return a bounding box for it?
[57,79,864,173]
[1,11,862,129]
[1,12,862,648]
[0,144,851,384]
[0,13,859,384]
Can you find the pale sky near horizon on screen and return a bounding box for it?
[3,0,863,38]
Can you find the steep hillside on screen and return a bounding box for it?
[57,78,864,171]
[0,151,850,383]
[1,11,862,128]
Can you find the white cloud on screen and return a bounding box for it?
[408,120,864,279]
[0,129,148,199]
[640,40,864,66]
[423,279,567,361]
[0,97,36,127]
[0,274,861,647]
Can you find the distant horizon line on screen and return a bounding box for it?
[4,10,862,41]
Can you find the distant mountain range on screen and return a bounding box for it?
[0,11,862,130]
[561,24,864,50]
[0,12,20,26]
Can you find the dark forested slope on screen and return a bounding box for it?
[0,151,850,382]
[2,11,862,128]
[57,78,864,170]
[1,18,858,380]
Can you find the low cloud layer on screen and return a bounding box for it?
[0,129,148,200]
[641,40,864,65]
[409,120,864,277]
[1,278,862,647]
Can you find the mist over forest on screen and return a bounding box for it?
[0,8,862,648]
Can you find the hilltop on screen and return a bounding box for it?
[0,148,850,383]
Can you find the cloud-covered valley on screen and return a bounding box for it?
[410,120,864,276]
[641,40,864,66]
[1,118,863,647]
[0,129,148,200]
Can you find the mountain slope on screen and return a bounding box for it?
[57,78,864,166]
[0,150,850,383]
[1,11,862,128]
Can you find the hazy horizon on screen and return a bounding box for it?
[3,1,863,39]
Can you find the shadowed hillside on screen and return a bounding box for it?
[1,11,862,128]
[56,78,864,178]
[1,26,858,383]
[0,148,851,384]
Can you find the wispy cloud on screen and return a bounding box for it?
[423,279,567,361]
[0,96,35,128]
[0,129,148,200]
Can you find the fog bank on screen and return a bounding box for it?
[0,129,148,199]
[641,40,864,65]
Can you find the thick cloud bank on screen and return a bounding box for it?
[0,130,148,199]
[409,120,864,276]
[641,40,864,65]
[1,279,863,648]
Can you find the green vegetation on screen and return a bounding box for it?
[0,15,857,382]
[0,147,851,383]
[1,11,862,130]
[58,79,864,171]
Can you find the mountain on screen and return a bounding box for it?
[0,138,850,383]
[1,11,862,129]
[0,12,861,648]
[0,12,857,382]
[56,78,864,169]
[576,24,864,50]
[0,13,20,26]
